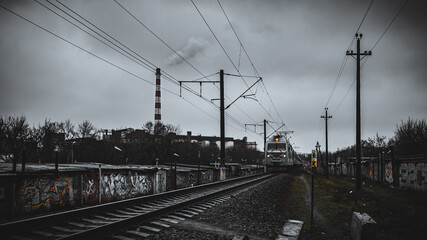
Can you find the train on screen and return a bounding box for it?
[264,133,297,172]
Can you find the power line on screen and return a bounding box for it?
[191,0,240,78]
[49,1,263,137]
[54,0,234,118]
[216,0,260,78]
[113,0,258,129]
[332,52,370,115]
[192,0,285,128]
[331,78,355,116]
[356,0,375,33]
[217,0,285,125]
[371,0,409,50]
[324,0,375,109]
[36,0,156,74]
[0,4,155,86]
[45,0,204,100]
[331,0,409,115]
[55,0,157,71]
[41,0,203,100]
[114,0,212,82]
[0,3,245,133]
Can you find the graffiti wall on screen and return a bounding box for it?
[176,171,197,189]
[101,171,153,201]
[154,170,166,194]
[14,175,76,215]
[3,165,262,217]
[399,162,427,192]
[82,173,98,205]
[166,169,215,190]
[385,161,393,184]
[327,157,427,192]
[200,169,214,184]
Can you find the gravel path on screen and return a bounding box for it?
[146,173,292,240]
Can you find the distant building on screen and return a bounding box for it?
[103,128,150,143]
[103,129,256,150]
[172,131,235,149]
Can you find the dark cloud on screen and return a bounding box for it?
[0,0,426,153]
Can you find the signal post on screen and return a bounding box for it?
[311,149,318,230]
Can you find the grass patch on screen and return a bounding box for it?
[280,175,312,231]
[309,172,427,239]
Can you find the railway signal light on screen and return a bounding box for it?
[311,160,317,168]
[311,150,317,168]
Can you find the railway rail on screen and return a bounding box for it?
[1,173,274,240]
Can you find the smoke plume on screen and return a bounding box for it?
[164,37,209,67]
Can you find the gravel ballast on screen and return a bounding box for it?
[146,173,292,240]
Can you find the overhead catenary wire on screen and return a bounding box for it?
[0,4,155,87]
[193,0,285,129]
[0,3,255,136]
[41,0,208,102]
[216,0,260,78]
[216,0,285,127]
[114,0,212,82]
[217,0,285,128]
[54,0,244,127]
[36,0,156,74]
[114,0,258,130]
[55,0,157,71]
[43,0,205,100]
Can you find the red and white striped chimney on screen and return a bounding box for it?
[154,68,161,124]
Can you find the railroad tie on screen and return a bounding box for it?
[126,230,150,238]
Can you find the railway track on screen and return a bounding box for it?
[1,173,274,240]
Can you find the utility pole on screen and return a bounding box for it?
[346,33,372,190]
[244,121,265,147]
[178,72,222,166]
[321,108,332,179]
[244,120,267,172]
[264,119,267,155]
[180,70,260,170]
[220,70,225,167]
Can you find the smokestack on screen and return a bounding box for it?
[155,68,161,124]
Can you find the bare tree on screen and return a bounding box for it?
[392,118,427,155]
[78,120,96,138]
[60,119,76,140]
[0,115,30,162]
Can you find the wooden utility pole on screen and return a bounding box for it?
[321,108,332,179]
[346,33,372,190]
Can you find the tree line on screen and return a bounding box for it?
[323,118,427,163]
[0,115,260,166]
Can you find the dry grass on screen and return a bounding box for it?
[282,171,427,239]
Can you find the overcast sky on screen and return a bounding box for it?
[1,0,426,154]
